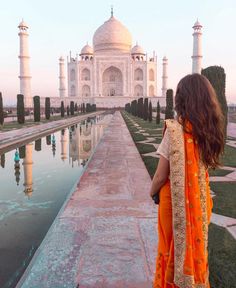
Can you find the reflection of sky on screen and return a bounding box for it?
[0,113,112,288]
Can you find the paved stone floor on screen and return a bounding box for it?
[16,111,157,288]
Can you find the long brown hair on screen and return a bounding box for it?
[175,73,225,169]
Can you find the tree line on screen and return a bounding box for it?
[0,94,96,125]
[124,88,174,123]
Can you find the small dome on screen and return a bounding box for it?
[59,56,64,61]
[80,44,93,55]
[18,20,28,29]
[131,44,145,55]
[93,16,132,53]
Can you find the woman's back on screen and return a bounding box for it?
[151,74,224,288]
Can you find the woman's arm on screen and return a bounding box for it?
[149,155,170,198]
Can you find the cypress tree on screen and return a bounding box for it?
[165,89,174,119]
[45,97,50,120]
[19,145,26,158]
[0,92,4,125]
[137,98,144,118]
[46,135,51,145]
[35,139,42,151]
[70,101,75,115]
[67,105,70,116]
[61,101,65,117]
[148,101,153,122]
[75,103,78,112]
[134,100,137,116]
[33,96,41,122]
[143,98,148,121]
[156,101,161,124]
[201,66,228,135]
[1,154,5,168]
[17,94,25,124]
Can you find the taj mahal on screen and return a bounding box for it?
[18,9,202,108]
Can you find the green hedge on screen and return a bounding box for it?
[202,66,228,135]
[0,92,3,125]
[17,94,25,124]
[165,89,174,119]
[33,96,40,122]
[45,97,50,120]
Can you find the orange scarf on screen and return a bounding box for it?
[154,119,213,288]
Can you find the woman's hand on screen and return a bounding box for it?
[149,155,170,199]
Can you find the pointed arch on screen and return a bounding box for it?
[134,68,143,81]
[149,85,154,96]
[134,85,143,97]
[149,69,154,81]
[81,68,90,81]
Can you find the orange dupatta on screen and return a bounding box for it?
[154,119,213,288]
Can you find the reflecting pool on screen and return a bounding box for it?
[0,113,113,288]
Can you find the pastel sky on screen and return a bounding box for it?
[0,0,235,105]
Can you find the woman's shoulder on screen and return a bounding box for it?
[164,119,183,131]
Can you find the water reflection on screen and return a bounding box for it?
[1,114,108,196]
[23,143,34,198]
[0,113,112,288]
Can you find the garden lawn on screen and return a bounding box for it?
[208,224,236,288]
[210,182,236,218]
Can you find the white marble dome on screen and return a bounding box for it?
[80,44,93,55]
[131,44,145,55]
[93,15,132,53]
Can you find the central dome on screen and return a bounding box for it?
[93,16,132,53]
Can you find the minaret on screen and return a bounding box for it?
[162,56,168,97]
[59,56,66,98]
[192,20,203,74]
[23,143,33,198]
[18,20,32,107]
[61,129,68,161]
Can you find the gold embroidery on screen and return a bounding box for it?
[198,161,208,254]
[166,119,187,288]
[187,138,193,143]
[166,119,209,288]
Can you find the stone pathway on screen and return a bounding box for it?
[16,111,158,288]
[0,111,104,153]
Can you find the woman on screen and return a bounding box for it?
[150,74,225,288]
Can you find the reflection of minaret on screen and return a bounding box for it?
[61,129,68,161]
[69,126,80,166]
[23,143,33,197]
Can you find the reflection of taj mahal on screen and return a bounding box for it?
[66,10,161,108]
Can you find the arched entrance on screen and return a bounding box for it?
[102,66,123,96]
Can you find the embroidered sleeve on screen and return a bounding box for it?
[157,129,170,160]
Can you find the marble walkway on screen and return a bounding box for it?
[16,111,158,288]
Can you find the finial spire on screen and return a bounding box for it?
[111,5,114,17]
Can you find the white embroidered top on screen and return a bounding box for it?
[157,129,170,161]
